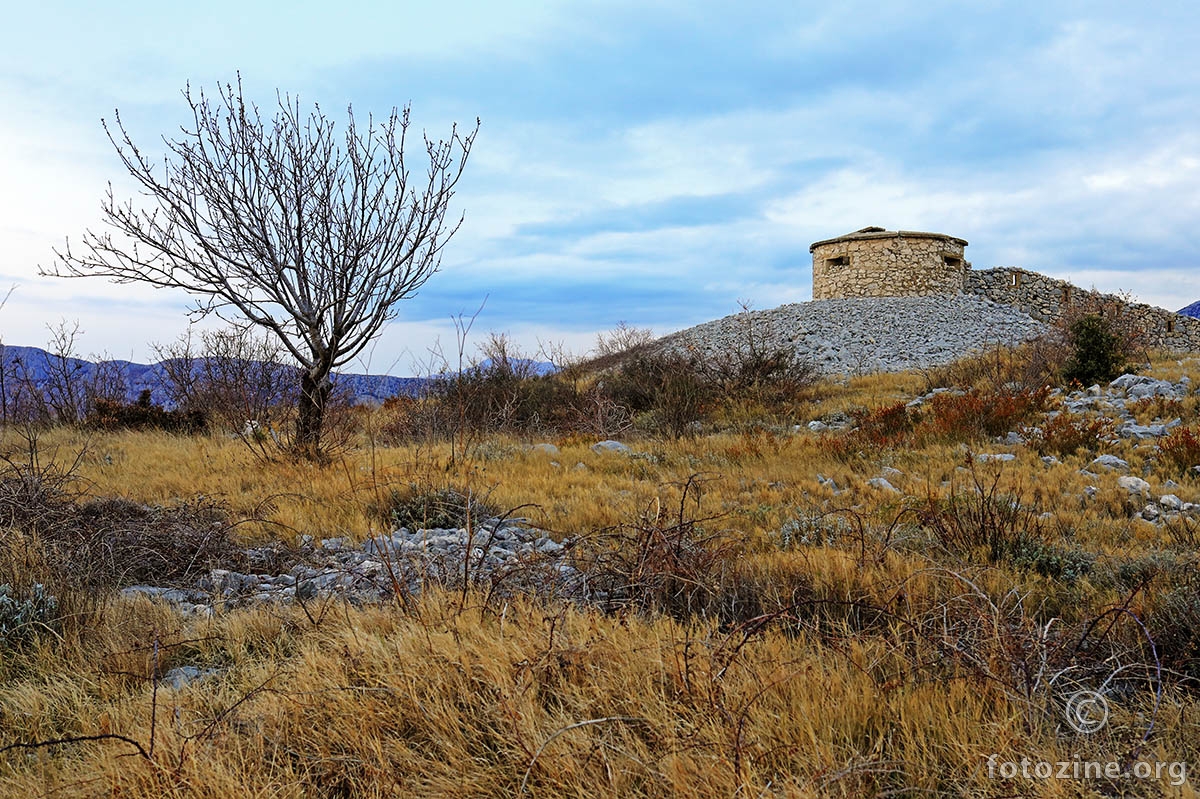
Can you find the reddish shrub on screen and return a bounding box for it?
[924,386,1050,442]
[829,401,918,457]
[1158,426,1200,475]
[1021,412,1113,457]
[86,390,207,434]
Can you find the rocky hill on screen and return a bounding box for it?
[1179,300,1200,319]
[660,295,1051,375]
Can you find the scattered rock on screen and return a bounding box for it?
[867,477,900,494]
[976,453,1016,463]
[1117,422,1167,440]
[120,585,198,604]
[116,518,588,617]
[816,473,841,493]
[1089,455,1130,472]
[591,440,632,455]
[160,666,218,690]
[1117,476,1151,496]
[1159,494,1184,511]
[531,443,560,456]
[1109,374,1187,400]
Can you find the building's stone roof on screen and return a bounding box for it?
[809,227,969,252]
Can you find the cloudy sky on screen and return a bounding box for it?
[2,1,1198,374]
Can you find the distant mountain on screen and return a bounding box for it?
[0,344,429,407]
[1178,301,1200,319]
[476,358,557,377]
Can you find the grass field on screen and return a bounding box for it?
[0,351,1198,797]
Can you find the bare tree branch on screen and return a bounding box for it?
[42,75,478,456]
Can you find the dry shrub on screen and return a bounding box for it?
[594,321,656,358]
[571,475,747,621]
[369,483,500,532]
[155,325,300,433]
[922,339,1065,394]
[1130,394,1183,423]
[895,573,1161,735]
[0,483,245,591]
[86,389,207,433]
[1157,426,1200,475]
[916,462,1045,565]
[828,401,916,457]
[1021,412,1113,457]
[923,386,1051,442]
[0,436,245,593]
[1148,579,1200,681]
[831,386,1050,457]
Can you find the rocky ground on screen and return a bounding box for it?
[660,295,1051,374]
[815,371,1200,524]
[121,520,583,619]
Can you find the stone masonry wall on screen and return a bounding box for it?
[811,233,966,299]
[964,267,1200,351]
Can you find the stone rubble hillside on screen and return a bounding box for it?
[659,295,1051,375]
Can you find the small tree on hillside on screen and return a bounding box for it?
[44,77,478,457]
[1062,313,1124,385]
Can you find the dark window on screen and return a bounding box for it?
[826,255,849,268]
[943,255,961,268]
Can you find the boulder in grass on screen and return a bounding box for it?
[591,440,632,455]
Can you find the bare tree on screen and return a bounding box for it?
[594,321,655,358]
[40,321,88,425]
[44,77,478,457]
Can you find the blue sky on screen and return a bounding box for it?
[2,1,1198,374]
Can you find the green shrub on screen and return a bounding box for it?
[1004,538,1094,583]
[1062,314,1125,385]
[375,485,500,531]
[0,583,59,649]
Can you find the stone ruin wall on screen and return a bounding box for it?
[963,267,1200,351]
[811,233,967,300]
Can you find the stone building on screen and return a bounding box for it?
[809,226,969,299]
[809,226,1200,351]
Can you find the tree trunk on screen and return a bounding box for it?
[296,363,333,459]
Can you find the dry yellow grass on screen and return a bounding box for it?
[1,353,1199,796]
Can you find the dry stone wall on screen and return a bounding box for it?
[964,267,1200,351]
[811,230,967,299]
